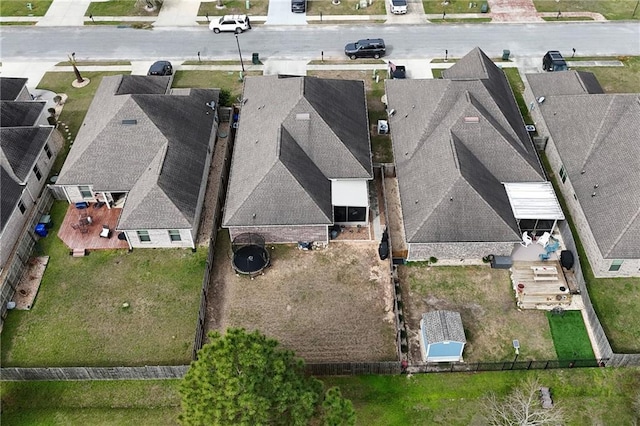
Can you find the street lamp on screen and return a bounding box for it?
[235,33,245,74]
[512,339,520,366]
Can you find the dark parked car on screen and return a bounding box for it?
[344,38,386,60]
[291,0,306,12]
[542,51,568,72]
[147,61,173,76]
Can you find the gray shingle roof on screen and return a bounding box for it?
[0,77,28,101]
[385,48,544,243]
[531,90,640,258]
[422,311,466,344]
[526,70,604,97]
[56,75,218,230]
[223,75,372,227]
[1,101,45,127]
[1,166,24,233]
[1,127,52,182]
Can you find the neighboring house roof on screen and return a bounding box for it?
[0,77,28,101]
[1,127,52,183]
[526,70,604,97]
[56,75,219,230]
[385,47,544,244]
[422,311,466,344]
[223,75,372,227]
[1,101,46,127]
[0,166,24,234]
[528,76,640,258]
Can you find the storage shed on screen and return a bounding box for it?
[419,311,466,362]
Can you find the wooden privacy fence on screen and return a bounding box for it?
[1,365,189,381]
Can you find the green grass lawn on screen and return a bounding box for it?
[3,369,638,425]
[546,311,596,360]
[0,0,52,16]
[534,0,640,20]
[326,368,640,425]
[1,203,206,367]
[37,71,128,176]
[199,0,268,16]
[503,68,534,124]
[308,0,386,15]
[423,0,487,14]
[1,380,181,425]
[171,70,261,106]
[85,0,160,17]
[576,56,640,93]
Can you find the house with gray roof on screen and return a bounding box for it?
[525,70,640,277]
[385,48,562,262]
[419,311,466,362]
[223,75,373,243]
[54,75,219,249]
[1,77,60,321]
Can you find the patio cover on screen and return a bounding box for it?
[503,182,565,220]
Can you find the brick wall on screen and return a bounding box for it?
[407,242,515,262]
[228,225,328,244]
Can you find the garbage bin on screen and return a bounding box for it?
[35,223,48,237]
[502,49,510,61]
[252,52,260,65]
[480,2,488,13]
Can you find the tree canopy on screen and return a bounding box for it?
[180,328,353,426]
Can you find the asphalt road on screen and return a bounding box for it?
[1,22,638,62]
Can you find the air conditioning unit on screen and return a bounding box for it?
[377,120,389,135]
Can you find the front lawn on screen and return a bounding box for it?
[308,0,386,15]
[546,311,596,360]
[171,70,261,106]
[534,0,640,20]
[0,0,52,16]
[199,0,268,16]
[576,55,640,93]
[423,0,487,14]
[85,0,160,17]
[1,202,206,367]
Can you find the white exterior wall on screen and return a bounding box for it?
[331,179,369,226]
[124,228,194,249]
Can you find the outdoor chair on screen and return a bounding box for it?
[521,232,533,247]
[537,232,551,247]
[100,225,111,238]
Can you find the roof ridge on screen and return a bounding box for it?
[580,96,617,172]
[604,206,640,258]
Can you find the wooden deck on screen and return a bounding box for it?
[58,204,129,251]
[511,260,572,310]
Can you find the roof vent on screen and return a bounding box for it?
[464,116,479,123]
[388,109,396,116]
[581,170,586,174]
[594,184,599,189]
[537,96,545,104]
[121,119,137,125]
[296,113,310,121]
[592,192,597,197]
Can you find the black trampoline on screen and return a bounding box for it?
[232,233,270,275]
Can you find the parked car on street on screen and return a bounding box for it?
[209,15,251,34]
[147,61,173,76]
[344,38,386,60]
[542,51,568,72]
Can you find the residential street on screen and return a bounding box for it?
[1,22,638,62]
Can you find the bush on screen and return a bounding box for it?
[429,256,438,264]
[218,89,231,107]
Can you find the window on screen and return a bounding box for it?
[18,200,26,214]
[33,165,42,181]
[347,207,367,222]
[44,143,52,159]
[559,165,567,183]
[137,230,151,243]
[609,260,623,272]
[333,206,347,223]
[78,185,92,198]
[168,230,181,242]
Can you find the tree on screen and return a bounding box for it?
[179,328,323,426]
[481,377,565,426]
[323,386,356,426]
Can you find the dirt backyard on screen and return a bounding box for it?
[206,232,397,363]
[399,264,557,364]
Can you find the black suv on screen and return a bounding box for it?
[291,0,306,12]
[344,39,386,60]
[147,61,173,76]
[542,51,568,72]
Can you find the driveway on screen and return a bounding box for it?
[265,0,307,25]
